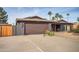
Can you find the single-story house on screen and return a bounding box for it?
[72,22,79,29]
[16,16,73,35]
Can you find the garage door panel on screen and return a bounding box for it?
[25,24,48,34]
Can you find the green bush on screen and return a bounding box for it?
[72,29,79,33]
[44,30,55,36]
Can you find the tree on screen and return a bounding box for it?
[66,13,70,21]
[55,13,60,20]
[52,17,55,20]
[52,13,63,21]
[66,13,70,16]
[48,11,52,20]
[77,17,79,22]
[0,7,8,23]
[58,15,63,20]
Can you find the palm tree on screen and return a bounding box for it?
[77,17,79,23]
[55,13,60,20]
[67,13,70,16]
[52,17,55,20]
[59,15,63,20]
[66,13,70,21]
[48,11,52,20]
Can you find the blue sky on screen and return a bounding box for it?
[3,7,79,24]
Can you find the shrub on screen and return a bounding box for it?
[44,30,55,36]
[72,29,79,33]
[48,31,55,36]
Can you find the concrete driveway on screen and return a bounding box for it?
[0,34,79,52]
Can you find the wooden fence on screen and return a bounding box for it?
[0,24,12,37]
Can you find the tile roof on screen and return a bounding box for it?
[24,16,46,20]
[16,16,73,24]
[16,16,52,23]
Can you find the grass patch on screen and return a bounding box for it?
[72,29,79,33]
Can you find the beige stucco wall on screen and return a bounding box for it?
[66,25,71,31]
[62,25,71,31]
[64,25,67,31]
[16,23,24,35]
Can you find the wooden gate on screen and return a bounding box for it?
[0,24,12,37]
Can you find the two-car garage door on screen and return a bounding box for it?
[25,23,49,34]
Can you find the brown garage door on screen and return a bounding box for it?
[25,23,49,34]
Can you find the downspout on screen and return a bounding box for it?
[24,22,26,35]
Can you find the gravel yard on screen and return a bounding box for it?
[0,33,79,52]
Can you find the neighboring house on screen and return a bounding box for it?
[16,16,73,35]
[73,22,79,29]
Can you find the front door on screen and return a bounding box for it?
[56,24,61,31]
[51,24,61,31]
